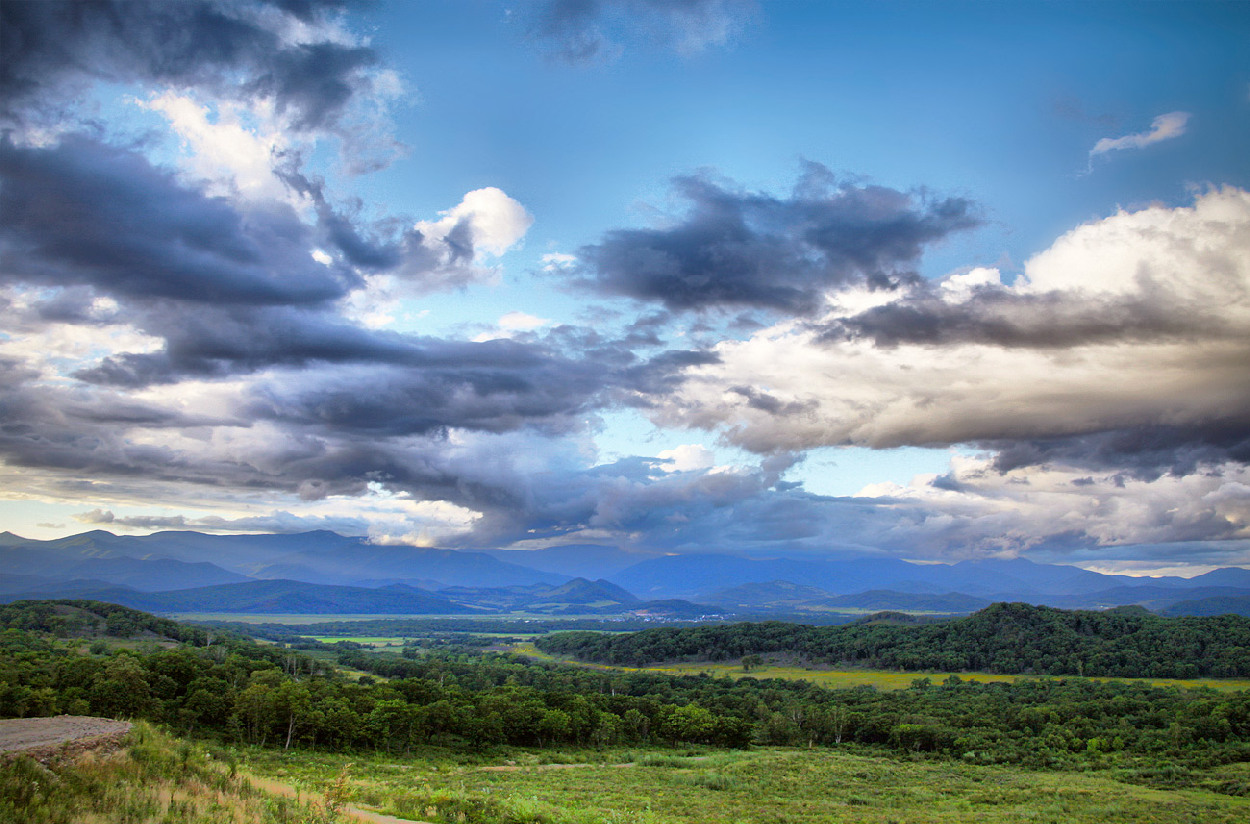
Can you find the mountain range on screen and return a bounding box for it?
[2,529,1249,618]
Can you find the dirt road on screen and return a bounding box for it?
[0,715,132,758]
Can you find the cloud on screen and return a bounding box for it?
[0,1,388,134]
[575,163,979,315]
[137,91,294,202]
[647,187,1250,464]
[0,136,358,307]
[856,453,1250,557]
[74,488,482,543]
[1089,111,1190,160]
[528,0,755,65]
[414,187,534,260]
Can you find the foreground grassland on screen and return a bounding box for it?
[517,642,1250,693]
[241,745,1250,824]
[1,723,349,824]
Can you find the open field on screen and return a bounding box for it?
[240,745,1250,824]
[306,636,413,646]
[516,643,1250,693]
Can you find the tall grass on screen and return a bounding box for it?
[0,722,346,824]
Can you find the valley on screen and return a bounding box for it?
[4,599,1250,822]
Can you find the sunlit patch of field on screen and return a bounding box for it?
[305,636,410,646]
[240,745,1250,824]
[515,643,1250,693]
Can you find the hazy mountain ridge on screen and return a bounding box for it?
[2,530,1249,616]
[1,578,480,615]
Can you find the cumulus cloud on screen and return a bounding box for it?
[656,444,716,473]
[1089,111,1190,161]
[575,163,979,315]
[854,453,1250,558]
[415,188,534,259]
[649,187,1250,470]
[137,91,294,202]
[0,0,394,139]
[0,136,358,307]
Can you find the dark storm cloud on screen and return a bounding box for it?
[576,164,979,314]
[987,424,1250,479]
[0,0,372,131]
[728,386,814,417]
[275,157,500,289]
[447,449,826,550]
[529,0,754,64]
[822,283,1231,349]
[244,348,612,437]
[0,383,194,479]
[0,136,358,306]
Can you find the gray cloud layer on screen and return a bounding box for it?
[1,0,369,132]
[576,163,979,315]
[0,137,359,306]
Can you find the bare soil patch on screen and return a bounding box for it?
[0,715,132,761]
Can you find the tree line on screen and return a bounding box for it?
[535,602,1250,678]
[2,600,1249,794]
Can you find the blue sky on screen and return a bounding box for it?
[1,0,1248,575]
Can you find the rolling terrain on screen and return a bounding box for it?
[4,529,1250,618]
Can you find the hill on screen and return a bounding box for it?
[0,529,562,593]
[3,580,478,615]
[5,529,1248,618]
[536,601,1250,678]
[1160,595,1250,618]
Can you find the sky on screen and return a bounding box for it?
[1,0,1248,575]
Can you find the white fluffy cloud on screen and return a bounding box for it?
[651,187,1250,453]
[138,92,293,203]
[656,444,716,472]
[415,187,534,259]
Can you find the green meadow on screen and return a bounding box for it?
[515,641,1250,693]
[239,745,1250,824]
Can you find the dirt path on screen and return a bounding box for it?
[0,715,132,759]
[243,772,434,824]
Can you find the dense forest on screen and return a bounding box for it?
[535,602,1250,678]
[3,600,1250,796]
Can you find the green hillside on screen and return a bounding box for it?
[536,601,1250,677]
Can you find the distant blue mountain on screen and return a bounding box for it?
[1160,595,1250,617]
[0,530,561,590]
[1,578,478,615]
[3,529,1248,616]
[605,553,1250,606]
[484,545,663,580]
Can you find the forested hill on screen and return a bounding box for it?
[534,602,1250,678]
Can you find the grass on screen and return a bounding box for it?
[238,745,1250,824]
[0,722,348,824]
[304,636,411,646]
[515,643,1250,693]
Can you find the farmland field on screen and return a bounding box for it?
[516,643,1250,693]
